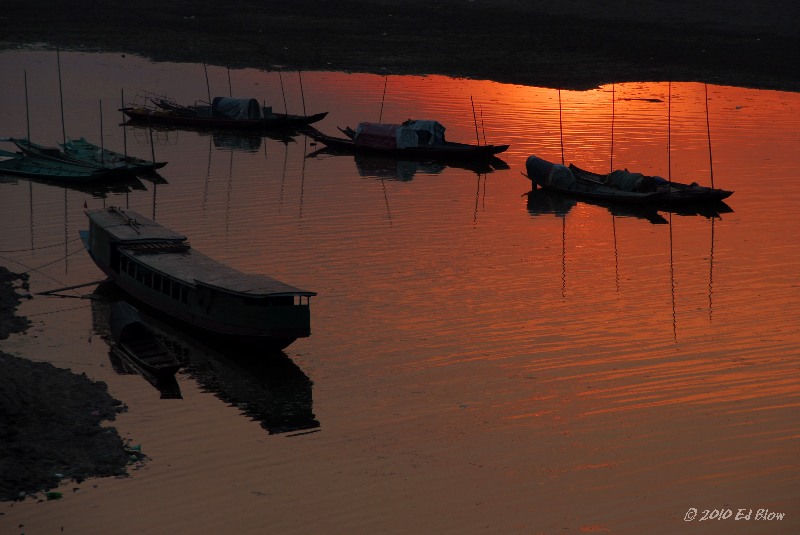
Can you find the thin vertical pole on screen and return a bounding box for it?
[121,89,129,161]
[24,70,30,142]
[278,68,288,114]
[610,83,615,172]
[668,80,672,185]
[99,100,105,165]
[203,61,211,104]
[705,83,715,188]
[480,105,486,145]
[558,88,565,165]
[227,66,232,97]
[298,70,307,116]
[470,96,480,146]
[57,48,66,146]
[379,75,388,122]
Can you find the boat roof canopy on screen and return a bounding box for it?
[122,247,316,297]
[88,207,315,297]
[87,208,187,243]
[212,97,262,120]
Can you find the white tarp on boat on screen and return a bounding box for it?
[211,97,263,120]
[354,120,446,149]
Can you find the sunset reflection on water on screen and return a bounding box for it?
[0,51,798,534]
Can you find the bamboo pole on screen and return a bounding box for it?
[558,88,564,165]
[705,83,715,188]
[57,48,66,146]
[470,96,480,146]
[24,71,30,142]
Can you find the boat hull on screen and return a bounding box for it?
[122,107,328,131]
[80,212,314,352]
[307,129,509,162]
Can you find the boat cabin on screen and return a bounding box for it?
[84,207,315,344]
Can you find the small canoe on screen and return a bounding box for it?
[0,149,108,182]
[109,300,181,379]
[6,137,167,175]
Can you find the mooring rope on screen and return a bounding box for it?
[0,236,82,253]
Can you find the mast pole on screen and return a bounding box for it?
[470,96,480,146]
[558,88,564,165]
[203,61,211,104]
[24,70,30,142]
[99,100,105,165]
[668,80,672,186]
[298,70,307,117]
[379,75,388,122]
[705,83,715,188]
[121,89,129,161]
[610,83,615,173]
[57,47,66,146]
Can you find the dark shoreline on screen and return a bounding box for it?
[2,0,799,93]
[0,267,130,502]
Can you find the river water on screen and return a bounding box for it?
[0,50,798,534]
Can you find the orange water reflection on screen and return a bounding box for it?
[1,51,799,533]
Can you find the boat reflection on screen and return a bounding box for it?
[90,286,182,399]
[306,145,508,180]
[526,187,669,224]
[92,281,320,434]
[123,121,298,151]
[0,172,147,198]
[526,186,733,222]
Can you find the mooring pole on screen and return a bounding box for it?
[705,83,715,188]
[558,88,565,165]
[470,96,480,146]
[57,48,66,146]
[24,70,31,142]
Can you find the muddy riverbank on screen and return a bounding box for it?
[0,268,130,502]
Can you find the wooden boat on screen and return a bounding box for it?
[567,163,734,203]
[81,207,316,350]
[6,137,166,176]
[306,120,509,162]
[0,148,108,182]
[526,155,734,205]
[525,155,666,204]
[109,300,181,379]
[121,96,328,131]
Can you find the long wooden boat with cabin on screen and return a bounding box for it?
[81,207,316,350]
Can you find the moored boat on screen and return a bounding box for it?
[121,95,328,131]
[567,163,733,203]
[81,207,316,350]
[6,137,167,175]
[526,155,733,205]
[306,120,509,162]
[109,300,181,379]
[0,148,108,182]
[525,155,666,204]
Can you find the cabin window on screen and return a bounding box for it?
[170,281,180,300]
